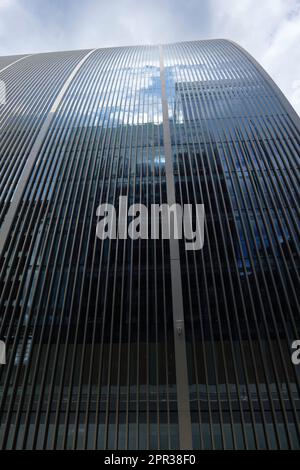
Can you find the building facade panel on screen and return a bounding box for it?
[163,40,300,449]
[0,40,299,449]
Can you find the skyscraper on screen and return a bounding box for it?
[0,39,299,450]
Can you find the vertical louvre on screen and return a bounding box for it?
[163,40,300,450]
[0,40,299,450]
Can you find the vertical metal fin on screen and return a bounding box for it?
[158,44,193,450]
[0,49,97,257]
[0,54,32,74]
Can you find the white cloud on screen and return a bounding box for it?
[211,0,300,113]
[0,0,299,114]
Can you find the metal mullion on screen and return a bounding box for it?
[235,110,300,322]
[156,46,172,449]
[100,122,125,448]
[0,51,96,256]
[48,49,126,450]
[0,55,95,299]
[237,114,300,310]
[227,41,300,137]
[181,45,232,450]
[218,129,288,448]
[0,54,31,74]
[190,40,264,448]
[86,48,132,450]
[149,114,156,449]
[280,108,300,143]
[257,125,300,221]
[88,50,135,447]
[208,127,266,450]
[203,38,282,430]
[0,96,80,450]
[163,44,207,450]
[278,113,300,154]
[0,55,23,70]
[149,111,159,450]
[209,41,298,324]
[229,123,297,448]
[99,47,140,450]
[153,59,162,451]
[119,46,148,451]
[164,42,213,450]
[235,74,300,219]
[124,100,141,450]
[133,46,148,450]
[71,66,128,451]
[216,137,273,448]
[147,48,155,450]
[55,56,119,450]
[158,160,172,448]
[0,54,82,143]
[57,122,97,448]
[208,44,291,447]
[193,70,278,452]
[224,124,293,449]
[253,116,300,233]
[159,44,193,450]
[200,40,268,445]
[1,39,298,452]
[16,50,101,448]
[125,46,147,450]
[0,55,83,193]
[233,117,300,447]
[0,54,98,418]
[119,46,144,451]
[145,84,151,451]
[177,41,234,449]
[203,69,276,446]
[79,47,131,449]
[177,108,218,450]
[27,61,100,449]
[152,59,162,450]
[156,92,164,445]
[102,46,141,450]
[232,82,300,236]
[259,112,300,189]
[186,41,249,449]
[184,41,253,449]
[112,121,131,450]
[55,50,121,447]
[91,47,136,450]
[78,48,131,447]
[227,102,300,425]
[214,42,300,274]
[164,51,215,450]
[196,41,258,449]
[225,39,300,180]
[0,56,62,127]
[154,127,160,451]
[0,57,78,213]
[0,52,97,449]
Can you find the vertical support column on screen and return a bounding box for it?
[158,45,193,450]
[0,49,96,257]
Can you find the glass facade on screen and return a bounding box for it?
[0,40,299,449]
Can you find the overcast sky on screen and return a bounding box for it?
[0,0,300,114]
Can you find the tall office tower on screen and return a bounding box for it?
[0,40,299,450]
